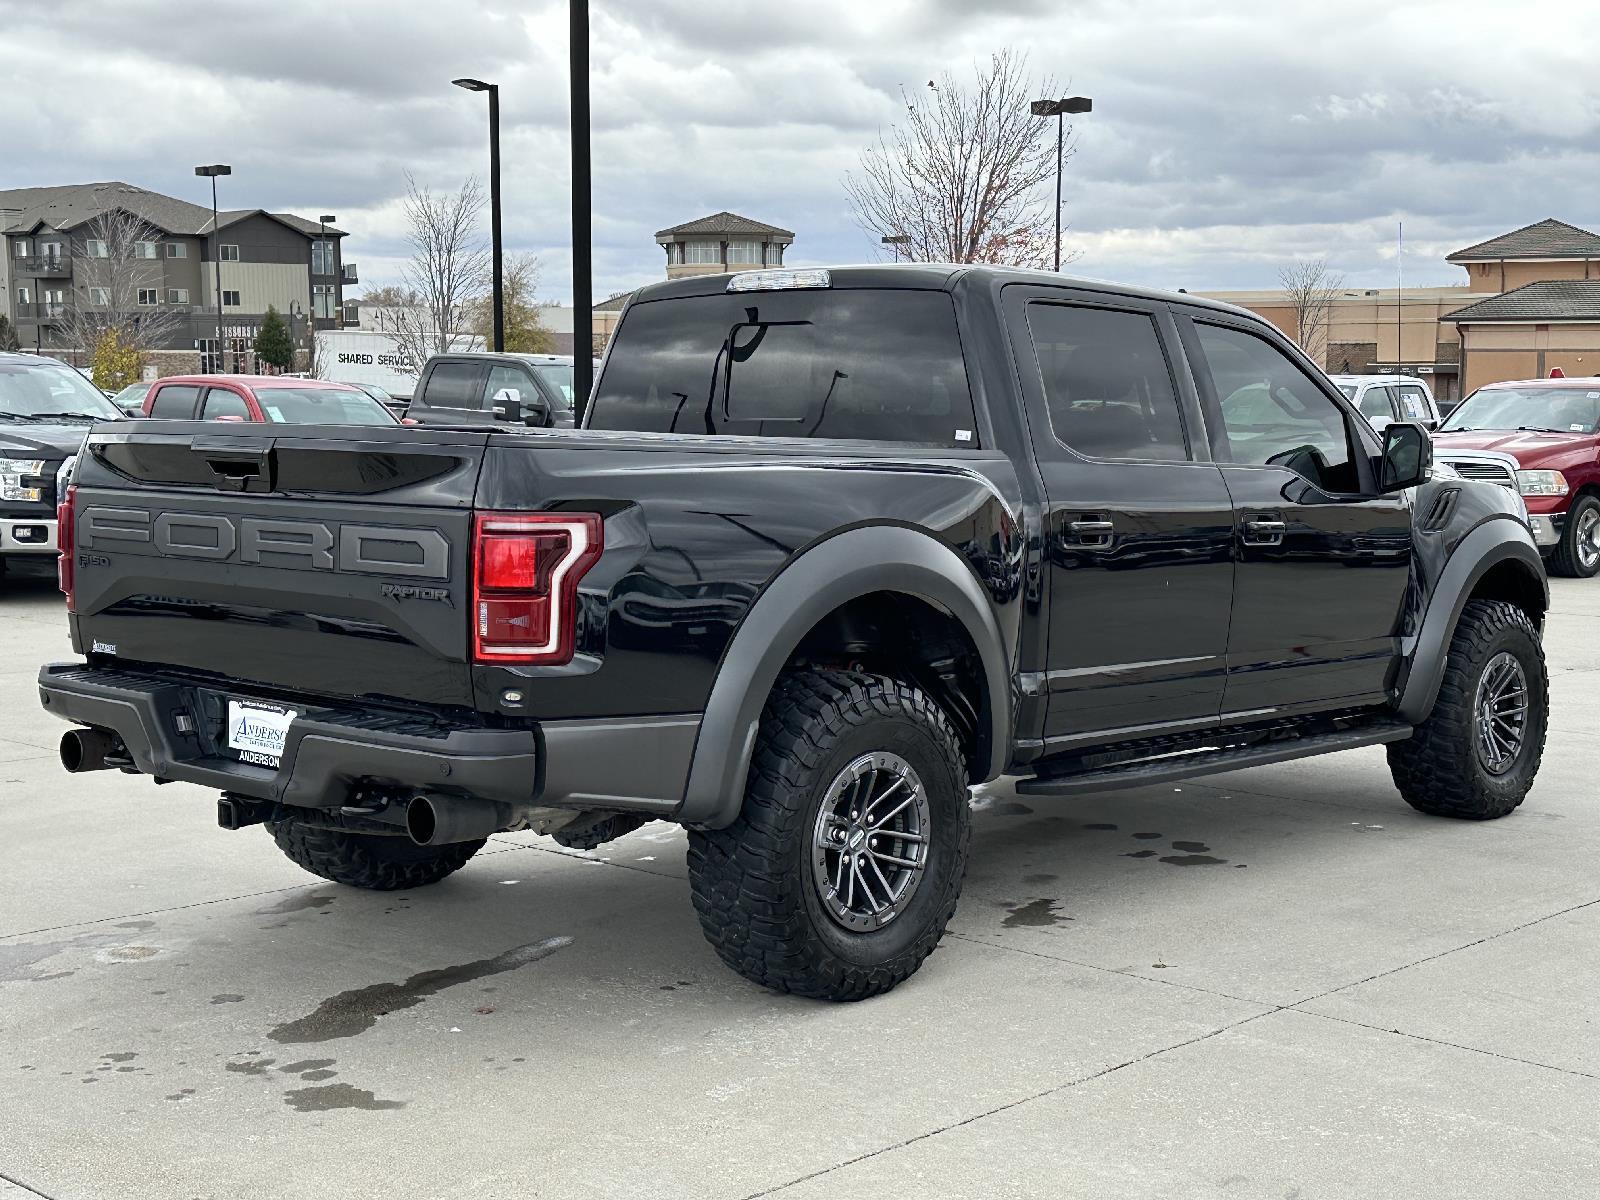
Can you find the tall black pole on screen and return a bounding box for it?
[488,83,504,353]
[211,176,224,371]
[570,0,592,419]
[1053,113,1063,273]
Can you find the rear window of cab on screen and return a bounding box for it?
[588,289,977,447]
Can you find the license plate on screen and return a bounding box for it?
[226,700,297,767]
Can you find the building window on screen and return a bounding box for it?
[726,241,761,264]
[17,286,29,304]
[165,243,187,259]
[137,288,159,306]
[311,239,335,275]
[12,240,27,258]
[84,239,108,258]
[684,241,722,265]
[167,288,189,305]
[88,287,110,306]
[313,283,336,318]
[40,241,62,262]
[764,243,785,266]
[342,301,360,325]
[666,243,684,265]
[134,241,158,259]
[42,288,64,315]
[220,244,240,261]
[222,290,241,307]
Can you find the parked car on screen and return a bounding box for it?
[42,265,1549,1000]
[141,375,400,426]
[0,352,124,581]
[344,380,407,419]
[406,352,581,428]
[1433,375,1600,576]
[1328,374,1442,431]
[108,382,153,416]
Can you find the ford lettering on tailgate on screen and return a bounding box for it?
[77,507,450,579]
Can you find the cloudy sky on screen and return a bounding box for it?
[3,0,1595,304]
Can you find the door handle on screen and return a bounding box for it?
[1241,516,1287,546]
[1066,518,1115,547]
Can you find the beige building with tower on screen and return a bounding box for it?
[1203,218,1600,402]
[656,212,793,279]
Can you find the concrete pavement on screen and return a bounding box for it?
[1,559,1596,1199]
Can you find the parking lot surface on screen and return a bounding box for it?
[2,560,1597,1199]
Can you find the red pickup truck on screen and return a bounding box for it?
[142,375,398,426]
[1433,376,1600,577]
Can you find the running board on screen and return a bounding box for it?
[1015,721,1412,797]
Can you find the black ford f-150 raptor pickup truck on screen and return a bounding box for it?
[40,264,1550,1001]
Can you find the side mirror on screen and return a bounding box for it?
[1380,421,1432,492]
[522,394,551,427]
[492,386,523,423]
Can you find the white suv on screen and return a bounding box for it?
[1329,374,1441,431]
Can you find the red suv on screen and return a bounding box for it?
[143,375,399,426]
[1433,376,1600,577]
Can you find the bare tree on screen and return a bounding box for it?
[845,50,1072,267]
[386,174,491,374]
[1278,258,1346,367]
[61,204,186,359]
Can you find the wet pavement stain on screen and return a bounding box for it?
[164,1089,196,1102]
[267,936,574,1044]
[0,942,71,982]
[990,801,1034,817]
[277,1059,336,1075]
[1159,854,1228,867]
[1002,899,1070,928]
[1122,850,1159,859]
[1171,841,1211,853]
[101,1052,136,1063]
[1132,832,1163,840]
[300,1069,338,1081]
[1082,823,1118,831]
[225,1057,277,1076]
[210,994,245,1005]
[30,971,75,982]
[1022,873,1059,885]
[254,891,336,916]
[282,1083,405,1112]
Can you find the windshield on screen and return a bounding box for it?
[0,359,123,421]
[251,387,395,425]
[531,363,575,407]
[111,383,151,411]
[1440,387,1600,434]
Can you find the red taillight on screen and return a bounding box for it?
[471,512,603,664]
[57,484,77,611]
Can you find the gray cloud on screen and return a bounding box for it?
[1,0,1594,301]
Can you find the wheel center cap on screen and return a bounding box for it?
[847,827,866,850]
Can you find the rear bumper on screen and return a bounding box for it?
[37,663,698,818]
[1,516,57,554]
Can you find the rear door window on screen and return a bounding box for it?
[200,387,252,421]
[148,385,200,418]
[589,289,976,446]
[1396,384,1431,420]
[1357,386,1397,422]
[422,362,485,409]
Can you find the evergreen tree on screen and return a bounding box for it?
[0,315,19,352]
[254,305,295,372]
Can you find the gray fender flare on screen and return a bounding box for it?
[676,525,1012,829]
[1396,518,1548,724]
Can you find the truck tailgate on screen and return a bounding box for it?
[68,424,489,709]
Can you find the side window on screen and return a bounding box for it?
[1396,385,1431,421]
[148,385,199,418]
[1025,302,1188,461]
[422,363,483,408]
[482,365,528,411]
[201,388,251,420]
[1193,322,1359,493]
[1357,386,1396,421]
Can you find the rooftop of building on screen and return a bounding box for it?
[1446,218,1600,263]
[1442,279,1600,323]
[653,211,795,241]
[0,182,345,238]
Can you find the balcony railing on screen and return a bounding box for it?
[341,262,359,285]
[14,302,70,322]
[14,255,70,276]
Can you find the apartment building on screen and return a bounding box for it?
[0,182,357,371]
[656,212,793,279]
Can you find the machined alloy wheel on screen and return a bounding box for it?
[1473,650,1528,775]
[1575,504,1600,574]
[811,751,931,932]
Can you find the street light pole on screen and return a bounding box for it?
[570,0,593,418]
[881,234,911,262]
[1029,96,1092,272]
[452,78,504,353]
[194,163,232,371]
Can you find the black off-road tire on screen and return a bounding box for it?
[1549,494,1600,578]
[686,668,971,1001]
[1388,599,1547,820]
[268,816,485,890]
